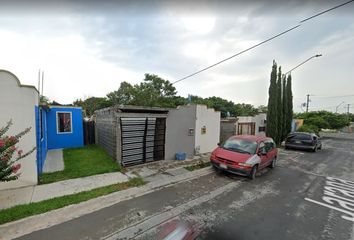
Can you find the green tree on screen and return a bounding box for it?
[257,105,268,113]
[285,74,293,135]
[266,60,278,143]
[282,75,288,141]
[233,103,258,116]
[276,66,283,145]
[106,74,181,108]
[106,81,136,106]
[294,111,349,130]
[40,95,50,104]
[73,97,110,117]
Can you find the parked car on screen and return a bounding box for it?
[210,135,278,180]
[285,132,322,152]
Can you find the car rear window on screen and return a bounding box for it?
[287,133,312,141]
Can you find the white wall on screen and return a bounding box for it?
[195,105,221,154]
[165,105,196,160]
[236,113,266,136]
[0,70,38,190]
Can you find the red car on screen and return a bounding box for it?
[210,135,278,179]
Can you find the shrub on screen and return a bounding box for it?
[297,124,319,135]
[0,120,35,182]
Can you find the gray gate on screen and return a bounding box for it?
[120,117,166,166]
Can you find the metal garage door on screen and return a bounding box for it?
[120,117,166,166]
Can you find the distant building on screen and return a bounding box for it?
[291,119,304,132]
[236,113,267,136]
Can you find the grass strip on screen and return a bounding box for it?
[39,145,120,184]
[0,177,145,225]
[184,161,211,171]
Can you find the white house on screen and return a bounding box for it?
[165,104,221,159]
[0,70,39,190]
[235,113,267,136]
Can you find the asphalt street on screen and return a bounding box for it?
[16,137,354,240]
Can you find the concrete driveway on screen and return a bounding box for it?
[14,137,354,240]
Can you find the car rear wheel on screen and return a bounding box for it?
[249,165,257,180]
[313,145,318,152]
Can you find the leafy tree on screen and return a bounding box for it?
[143,73,176,97]
[297,124,319,135]
[74,97,110,117]
[106,81,136,106]
[257,105,268,113]
[0,120,35,182]
[40,95,50,104]
[266,60,278,143]
[233,103,258,116]
[294,111,349,130]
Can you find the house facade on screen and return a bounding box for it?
[0,69,84,190]
[235,113,267,136]
[36,106,84,174]
[0,70,39,190]
[95,104,221,166]
[165,104,220,159]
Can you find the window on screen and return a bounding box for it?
[299,134,312,140]
[259,126,266,132]
[264,140,275,152]
[258,142,267,154]
[57,112,72,133]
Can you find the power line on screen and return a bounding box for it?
[172,24,301,84]
[300,0,354,23]
[311,94,354,99]
[172,0,354,85]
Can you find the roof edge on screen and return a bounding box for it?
[0,69,39,94]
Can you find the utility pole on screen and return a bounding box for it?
[306,94,310,113]
[347,104,350,115]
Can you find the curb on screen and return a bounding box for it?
[0,167,213,240]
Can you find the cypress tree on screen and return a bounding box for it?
[266,60,278,141]
[282,75,288,141]
[286,74,293,134]
[276,66,283,145]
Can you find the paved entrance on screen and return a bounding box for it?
[43,149,64,173]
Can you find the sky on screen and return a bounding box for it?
[0,0,353,113]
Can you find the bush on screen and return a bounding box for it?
[294,111,349,130]
[297,124,319,135]
[0,120,35,182]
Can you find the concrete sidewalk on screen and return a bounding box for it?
[43,149,64,173]
[0,154,211,210]
[0,172,129,210]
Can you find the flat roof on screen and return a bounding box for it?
[95,105,170,114]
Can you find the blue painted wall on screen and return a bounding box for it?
[46,107,84,149]
[35,106,48,174]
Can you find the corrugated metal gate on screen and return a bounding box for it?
[120,117,166,166]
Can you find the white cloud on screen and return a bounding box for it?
[0,30,141,104]
[0,2,354,112]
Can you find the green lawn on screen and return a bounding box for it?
[39,145,120,184]
[0,177,145,225]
